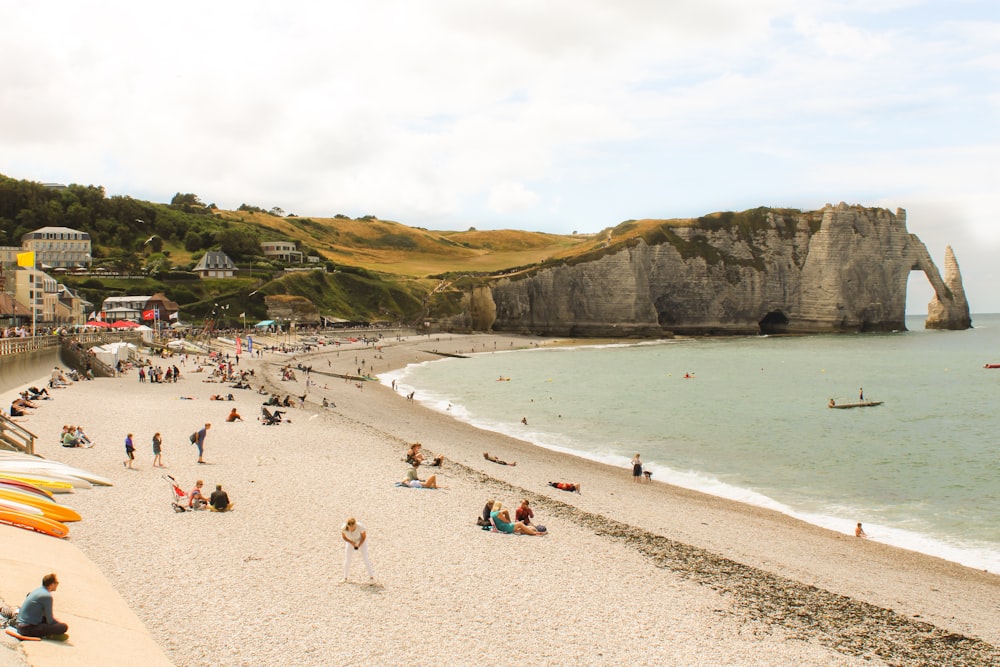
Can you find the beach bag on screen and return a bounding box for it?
[189,432,197,444]
[535,525,547,533]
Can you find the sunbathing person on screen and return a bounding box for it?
[15,394,38,410]
[548,481,582,494]
[402,461,439,489]
[489,503,546,536]
[484,452,516,466]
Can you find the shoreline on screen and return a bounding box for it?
[2,332,998,665]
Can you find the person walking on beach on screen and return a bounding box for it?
[341,517,375,583]
[193,423,210,464]
[152,432,164,468]
[123,433,135,469]
[14,573,68,639]
[631,453,643,483]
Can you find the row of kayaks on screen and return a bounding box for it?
[0,451,112,539]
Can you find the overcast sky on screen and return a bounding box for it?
[2,1,998,312]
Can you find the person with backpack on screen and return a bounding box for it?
[191,423,211,464]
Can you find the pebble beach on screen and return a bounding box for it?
[3,332,999,666]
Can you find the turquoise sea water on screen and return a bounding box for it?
[387,315,1000,574]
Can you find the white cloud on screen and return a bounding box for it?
[488,181,540,214]
[2,1,1000,308]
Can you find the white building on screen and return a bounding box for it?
[20,226,92,269]
[260,240,303,263]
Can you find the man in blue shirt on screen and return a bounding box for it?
[16,573,68,639]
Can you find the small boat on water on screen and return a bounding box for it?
[828,399,883,409]
[984,363,1000,369]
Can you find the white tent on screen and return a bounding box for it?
[135,324,154,343]
[89,341,138,367]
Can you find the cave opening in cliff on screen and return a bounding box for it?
[758,311,789,334]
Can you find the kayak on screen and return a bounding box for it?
[0,507,70,538]
[0,488,81,523]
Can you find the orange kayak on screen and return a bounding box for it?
[0,507,70,538]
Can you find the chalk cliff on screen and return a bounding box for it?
[444,203,971,336]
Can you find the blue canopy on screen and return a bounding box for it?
[254,320,276,327]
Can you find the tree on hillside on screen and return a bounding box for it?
[216,227,260,259]
[184,230,203,252]
[170,193,210,214]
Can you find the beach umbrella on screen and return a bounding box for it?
[110,320,140,329]
[85,320,111,328]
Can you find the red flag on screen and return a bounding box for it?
[142,309,156,321]
[235,337,243,355]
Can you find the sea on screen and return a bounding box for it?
[385,314,1000,574]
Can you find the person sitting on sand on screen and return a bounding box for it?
[478,499,495,526]
[855,522,867,538]
[484,452,516,466]
[405,443,443,467]
[405,443,424,465]
[490,502,546,536]
[226,408,242,422]
[9,402,27,418]
[61,426,80,448]
[515,499,534,525]
[548,481,581,494]
[402,461,438,489]
[188,480,209,509]
[210,484,233,512]
[74,425,94,447]
[282,395,293,408]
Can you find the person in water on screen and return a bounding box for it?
[855,522,867,538]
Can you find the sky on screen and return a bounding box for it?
[2,1,999,312]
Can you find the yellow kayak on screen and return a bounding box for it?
[0,472,76,494]
[0,488,81,523]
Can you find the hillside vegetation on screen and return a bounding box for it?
[0,173,801,325]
